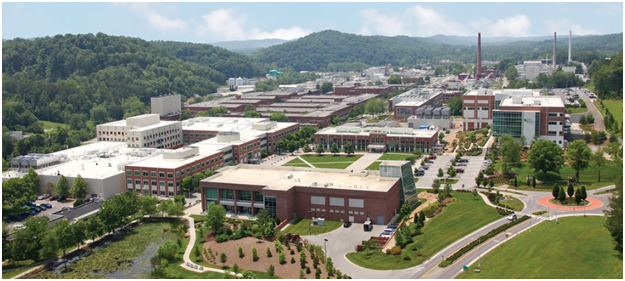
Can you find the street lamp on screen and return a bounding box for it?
[584,200,586,217]
[324,239,329,260]
[478,238,481,268]
[308,211,313,234]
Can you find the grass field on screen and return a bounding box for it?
[39,120,66,130]
[2,260,36,279]
[282,218,343,236]
[299,155,361,163]
[509,161,621,190]
[313,163,354,169]
[282,158,310,167]
[495,195,524,211]
[377,153,413,161]
[366,161,382,170]
[458,216,622,279]
[598,99,623,126]
[346,191,502,270]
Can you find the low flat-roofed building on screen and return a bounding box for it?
[315,125,438,153]
[201,165,402,225]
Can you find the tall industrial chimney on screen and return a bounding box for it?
[477,33,481,81]
[553,32,556,67]
[568,30,572,62]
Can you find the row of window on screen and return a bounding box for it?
[99,131,125,136]
[309,208,365,216]
[126,161,221,178]
[127,187,175,197]
[184,132,214,138]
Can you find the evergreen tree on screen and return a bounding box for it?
[581,186,587,200]
[252,246,258,261]
[55,175,70,198]
[330,143,340,155]
[558,187,566,202]
[552,184,560,199]
[567,182,575,198]
[219,253,227,267]
[266,246,272,257]
[316,144,325,155]
[574,188,582,204]
[267,265,275,276]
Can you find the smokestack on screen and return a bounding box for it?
[568,30,572,62]
[477,33,481,81]
[553,32,556,67]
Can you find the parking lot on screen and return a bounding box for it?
[8,198,76,228]
[415,155,485,189]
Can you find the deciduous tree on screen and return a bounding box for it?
[528,140,565,181]
[566,140,592,183]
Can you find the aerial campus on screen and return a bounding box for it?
[1,2,623,280]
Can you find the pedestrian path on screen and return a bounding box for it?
[296,156,315,168]
[344,153,382,172]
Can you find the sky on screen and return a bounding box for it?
[2,2,623,43]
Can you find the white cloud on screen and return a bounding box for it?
[470,15,532,37]
[358,5,538,38]
[121,3,187,33]
[544,18,600,36]
[196,8,311,41]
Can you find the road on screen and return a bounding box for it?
[574,87,605,131]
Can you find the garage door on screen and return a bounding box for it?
[348,216,354,222]
[376,215,385,225]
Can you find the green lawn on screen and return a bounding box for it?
[39,120,66,130]
[509,161,621,190]
[314,162,354,169]
[2,260,36,279]
[282,218,343,236]
[377,153,413,161]
[346,191,502,270]
[458,216,622,279]
[495,195,524,212]
[282,157,310,167]
[366,161,382,170]
[299,155,361,163]
[567,107,588,114]
[434,179,458,185]
[597,99,623,128]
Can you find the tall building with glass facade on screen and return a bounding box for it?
[379,161,418,205]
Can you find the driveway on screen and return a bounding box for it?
[304,223,421,279]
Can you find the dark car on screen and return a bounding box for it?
[57,196,66,202]
[50,195,58,201]
[29,209,37,215]
[455,168,465,173]
[420,165,429,170]
[33,206,43,212]
[38,204,47,210]
[42,203,53,209]
[343,221,352,228]
[458,158,469,163]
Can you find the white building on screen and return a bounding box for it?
[96,114,183,149]
[151,94,181,117]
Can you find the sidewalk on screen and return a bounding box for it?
[344,153,383,172]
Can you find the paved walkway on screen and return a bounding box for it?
[344,153,383,172]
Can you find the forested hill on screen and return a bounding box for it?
[251,30,623,71]
[2,33,256,131]
[152,41,266,78]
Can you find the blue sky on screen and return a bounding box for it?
[2,2,623,43]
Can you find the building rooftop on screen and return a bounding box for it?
[499,96,565,108]
[182,117,297,133]
[317,126,437,138]
[464,89,539,97]
[206,165,397,192]
[126,144,223,169]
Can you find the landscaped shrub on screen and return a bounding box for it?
[386,245,402,255]
[422,202,439,218]
[215,234,229,243]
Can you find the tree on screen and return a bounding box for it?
[499,135,521,168]
[299,269,305,279]
[267,265,275,276]
[330,143,340,155]
[528,140,565,181]
[266,246,272,257]
[579,115,588,125]
[489,179,494,190]
[53,220,75,256]
[37,231,58,261]
[55,175,70,198]
[158,240,179,261]
[300,251,307,268]
[86,215,104,241]
[303,145,311,153]
[238,245,244,258]
[70,174,88,201]
[157,199,172,216]
[314,143,325,155]
[343,141,355,155]
[320,82,334,94]
[437,168,444,178]
[552,184,560,199]
[220,252,228,267]
[269,112,288,122]
[325,257,335,276]
[591,149,608,182]
[287,141,298,154]
[206,203,226,231]
[505,65,518,81]
[574,188,582,204]
[558,186,566,202]
[232,263,240,274]
[388,75,402,84]
[448,168,457,178]
[532,177,537,188]
[566,140,592,183]
[514,177,518,188]
[167,201,185,216]
[181,176,195,198]
[400,201,411,218]
[252,246,258,261]
[567,182,575,198]
[476,171,484,188]
[581,186,587,200]
[446,96,462,116]
[23,167,41,195]
[179,109,194,121]
[604,176,622,253]
[472,189,478,200]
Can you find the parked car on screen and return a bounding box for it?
[380,231,393,238]
[343,221,352,228]
[50,195,58,201]
[507,213,517,221]
[420,165,429,170]
[33,206,43,212]
[458,158,469,163]
[455,168,465,173]
[414,170,425,177]
[427,155,437,160]
[42,203,52,209]
[12,225,26,230]
[383,228,396,233]
[29,209,37,215]
[38,204,47,210]
[57,196,66,202]
[456,163,467,166]
[387,224,399,230]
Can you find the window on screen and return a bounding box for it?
[348,199,364,208]
[159,172,165,178]
[151,181,157,186]
[548,121,558,125]
[143,180,148,186]
[143,171,148,177]
[126,170,132,175]
[311,196,326,205]
[134,170,140,176]
[160,181,165,187]
[135,179,140,185]
[152,189,157,195]
[167,172,173,178]
[127,179,132,184]
[168,182,173,187]
[329,197,345,206]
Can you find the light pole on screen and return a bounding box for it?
[308,211,313,235]
[584,200,586,217]
[324,239,329,260]
[478,238,481,268]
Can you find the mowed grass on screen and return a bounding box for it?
[39,120,66,130]
[495,195,524,212]
[366,161,382,170]
[314,163,354,169]
[458,216,622,279]
[2,260,36,279]
[601,99,623,127]
[346,191,502,270]
[299,155,361,163]
[377,153,413,161]
[282,218,343,236]
[282,157,310,167]
[510,161,622,190]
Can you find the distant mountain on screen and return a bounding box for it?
[252,30,622,71]
[211,38,289,54]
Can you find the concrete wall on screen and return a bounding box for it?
[39,172,126,200]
